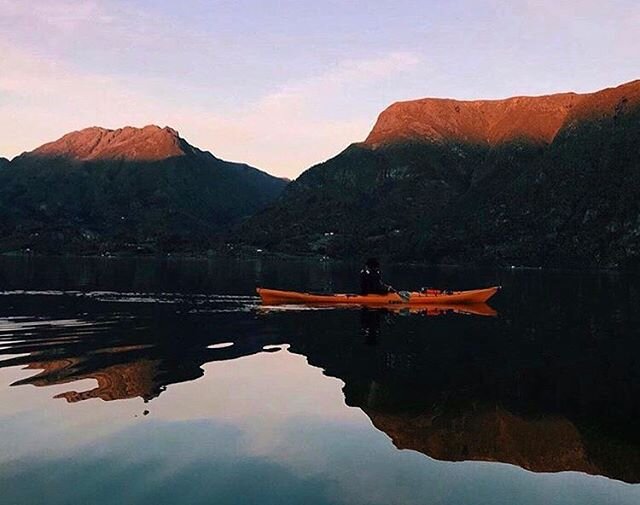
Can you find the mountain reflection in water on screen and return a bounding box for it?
[0,261,639,488]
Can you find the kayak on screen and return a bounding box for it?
[257,286,500,306]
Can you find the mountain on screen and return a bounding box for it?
[0,125,287,253]
[239,80,640,268]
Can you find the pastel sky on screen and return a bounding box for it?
[1,0,638,178]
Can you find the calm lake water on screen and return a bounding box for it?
[0,255,639,505]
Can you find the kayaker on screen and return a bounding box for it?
[360,258,394,295]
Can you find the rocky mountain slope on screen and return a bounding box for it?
[240,80,640,268]
[0,125,287,253]
[365,92,580,147]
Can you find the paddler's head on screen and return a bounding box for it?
[365,257,380,271]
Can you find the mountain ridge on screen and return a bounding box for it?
[365,79,640,149]
[365,92,580,147]
[23,125,189,162]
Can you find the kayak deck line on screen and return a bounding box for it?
[257,286,501,306]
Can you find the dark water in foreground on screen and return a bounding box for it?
[0,256,639,505]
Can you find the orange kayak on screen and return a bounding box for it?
[257,286,500,306]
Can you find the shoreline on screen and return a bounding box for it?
[1,250,634,274]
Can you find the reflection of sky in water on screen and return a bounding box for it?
[1,349,638,505]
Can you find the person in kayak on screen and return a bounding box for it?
[360,258,394,295]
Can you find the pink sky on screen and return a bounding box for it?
[1,0,638,178]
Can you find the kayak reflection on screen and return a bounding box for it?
[258,303,498,317]
[359,304,496,347]
[360,308,383,346]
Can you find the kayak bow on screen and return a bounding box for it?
[257,286,500,306]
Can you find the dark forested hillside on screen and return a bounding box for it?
[0,126,287,254]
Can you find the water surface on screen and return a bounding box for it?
[0,256,639,505]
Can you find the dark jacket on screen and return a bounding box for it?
[360,267,391,295]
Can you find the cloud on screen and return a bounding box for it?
[0,0,106,28]
[0,0,215,70]
[0,0,148,34]
[494,0,639,36]
[0,41,161,156]
[254,52,421,125]
[169,52,421,176]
